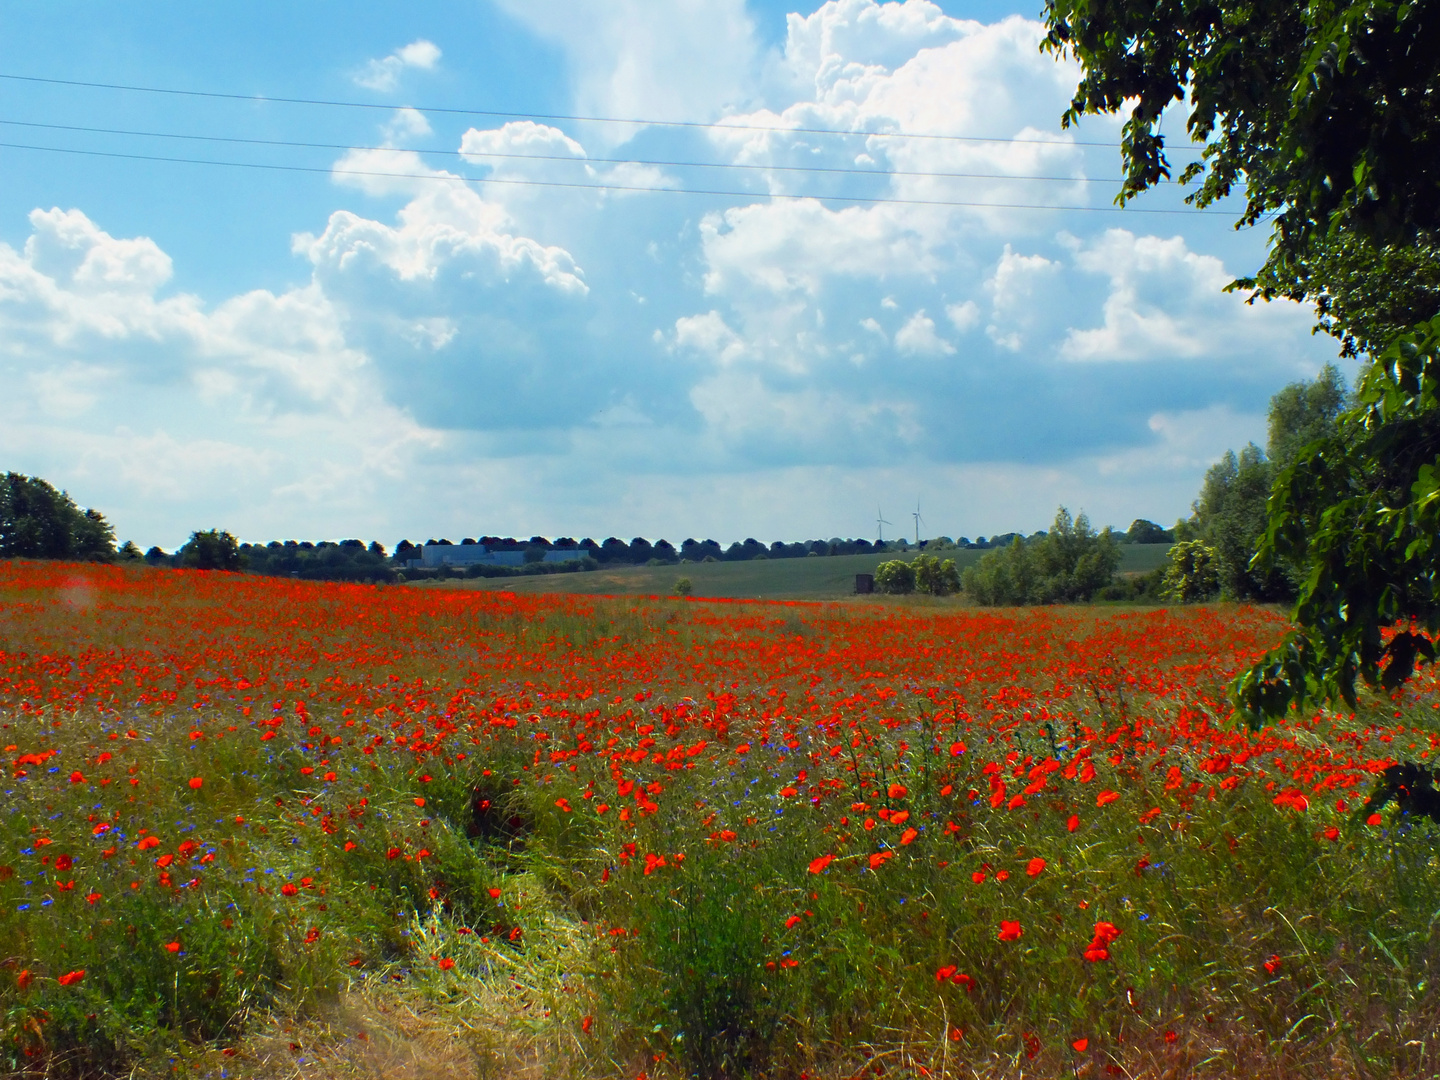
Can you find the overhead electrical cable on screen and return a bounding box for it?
[0,138,1235,214]
[0,71,1207,150]
[0,117,1178,185]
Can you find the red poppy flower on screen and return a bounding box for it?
[785,915,802,929]
[57,970,85,986]
[869,851,894,870]
[16,969,33,990]
[69,770,85,784]
[1096,790,1119,807]
[899,828,919,846]
[998,919,1023,942]
[438,957,455,970]
[281,882,299,897]
[888,783,907,799]
[581,1015,594,1034]
[808,853,835,874]
[1263,953,1282,974]
[165,942,180,953]
[1067,814,1080,833]
[188,777,203,790]
[1026,857,1046,877]
[1072,1038,1088,1052]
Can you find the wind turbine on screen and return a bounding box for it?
[913,501,925,546]
[876,507,892,544]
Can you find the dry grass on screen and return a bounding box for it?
[206,986,1431,1080]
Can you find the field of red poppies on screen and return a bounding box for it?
[1,561,1438,1079]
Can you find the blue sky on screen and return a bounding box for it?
[0,0,1342,549]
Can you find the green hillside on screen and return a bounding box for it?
[418,544,1173,601]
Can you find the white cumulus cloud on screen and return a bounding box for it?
[893,309,954,355]
[1059,230,1314,364]
[354,39,442,92]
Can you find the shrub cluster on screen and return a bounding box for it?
[962,508,1121,605]
[873,553,962,595]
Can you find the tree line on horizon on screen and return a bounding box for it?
[0,472,1179,585]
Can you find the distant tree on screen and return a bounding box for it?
[117,540,143,561]
[1186,446,1286,601]
[1125,519,1173,544]
[673,577,693,597]
[912,554,962,595]
[963,508,1120,605]
[1161,540,1221,603]
[0,472,116,561]
[1176,366,1349,601]
[180,529,241,571]
[873,560,916,594]
[1265,363,1350,471]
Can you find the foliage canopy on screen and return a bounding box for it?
[1041,0,1440,288]
[1044,0,1440,721]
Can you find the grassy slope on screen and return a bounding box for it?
[419,544,1175,601]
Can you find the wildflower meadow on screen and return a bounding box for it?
[1,561,1437,1078]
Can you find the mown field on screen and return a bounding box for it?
[430,545,1175,601]
[1,561,1437,1080]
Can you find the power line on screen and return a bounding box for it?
[0,116,1171,185]
[0,138,1235,214]
[0,71,1207,151]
